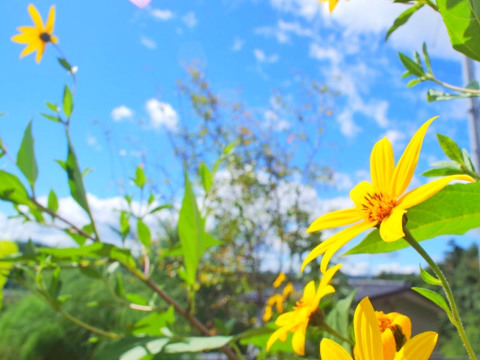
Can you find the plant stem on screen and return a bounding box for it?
[126,267,239,360]
[427,74,480,96]
[403,227,476,360]
[321,322,355,347]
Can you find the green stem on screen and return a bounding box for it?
[403,227,476,360]
[321,322,355,347]
[427,74,480,96]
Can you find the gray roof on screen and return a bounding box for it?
[348,279,411,302]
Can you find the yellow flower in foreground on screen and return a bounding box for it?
[376,310,411,356]
[12,4,58,63]
[302,117,474,273]
[320,297,438,360]
[267,264,341,355]
[319,0,339,12]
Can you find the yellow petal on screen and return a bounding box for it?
[50,34,59,44]
[273,272,286,288]
[320,221,375,273]
[350,181,374,209]
[35,42,46,63]
[329,0,339,12]
[275,311,297,326]
[390,117,437,198]
[302,280,317,304]
[19,40,41,58]
[397,174,474,209]
[292,324,307,355]
[381,328,396,360]
[371,137,395,193]
[307,208,362,233]
[45,5,56,34]
[390,312,411,340]
[379,207,406,243]
[395,331,438,360]
[320,338,353,360]
[267,326,290,351]
[354,297,384,360]
[301,221,374,272]
[11,27,38,43]
[28,4,44,30]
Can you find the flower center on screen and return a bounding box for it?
[39,32,52,43]
[361,192,396,222]
[377,313,407,351]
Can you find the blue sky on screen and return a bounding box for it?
[0,0,478,276]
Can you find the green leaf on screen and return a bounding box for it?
[398,52,425,77]
[65,137,89,213]
[120,211,130,237]
[46,102,58,112]
[131,306,175,336]
[62,85,74,118]
[16,121,38,189]
[347,181,480,255]
[133,166,146,189]
[125,293,148,305]
[427,89,478,102]
[437,133,465,163]
[463,148,476,172]
[385,2,424,40]
[48,189,59,213]
[48,267,62,299]
[204,232,223,249]
[79,266,102,279]
[115,273,125,298]
[422,42,433,74]
[149,203,172,214]
[136,218,151,248]
[0,240,19,309]
[412,287,451,317]
[177,171,205,286]
[419,266,442,286]
[58,58,73,72]
[325,290,356,352]
[0,170,35,207]
[406,79,422,87]
[199,161,213,194]
[437,0,480,61]
[422,167,465,177]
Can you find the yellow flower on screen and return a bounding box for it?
[263,305,273,322]
[319,0,339,12]
[376,310,411,356]
[302,117,474,273]
[267,293,285,313]
[273,272,286,288]
[267,264,341,355]
[11,4,58,63]
[320,297,438,360]
[283,281,294,297]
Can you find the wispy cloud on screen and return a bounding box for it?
[231,38,245,52]
[145,99,179,132]
[255,20,313,44]
[150,8,174,21]
[140,36,157,49]
[182,11,198,28]
[111,105,134,122]
[254,49,279,63]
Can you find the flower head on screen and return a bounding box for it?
[267,264,341,355]
[302,117,474,273]
[273,272,286,288]
[320,297,438,360]
[319,0,339,12]
[12,4,58,63]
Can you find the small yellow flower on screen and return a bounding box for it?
[12,4,58,63]
[376,310,411,356]
[320,297,438,360]
[267,293,285,313]
[319,0,339,12]
[267,264,341,355]
[273,272,286,288]
[302,117,474,273]
[263,305,273,322]
[283,281,294,297]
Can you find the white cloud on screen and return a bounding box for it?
[270,0,320,20]
[111,105,133,121]
[232,38,245,52]
[145,99,179,131]
[151,8,174,21]
[374,262,418,275]
[182,11,198,28]
[383,129,406,148]
[337,110,361,138]
[263,109,290,131]
[140,36,157,49]
[309,43,342,65]
[255,20,313,44]
[254,49,279,63]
